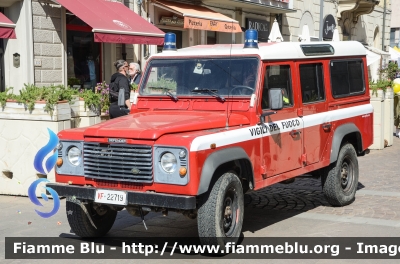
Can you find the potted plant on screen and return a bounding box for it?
[67,77,81,88]
[76,89,101,116]
[0,84,72,121]
[130,82,139,103]
[0,87,15,110]
[96,81,110,115]
[369,79,392,97]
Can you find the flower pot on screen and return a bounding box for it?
[70,96,100,117]
[0,100,71,121]
[130,91,139,104]
[100,113,110,122]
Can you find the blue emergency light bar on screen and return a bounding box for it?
[163,32,177,51]
[244,29,258,49]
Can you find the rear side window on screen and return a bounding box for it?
[299,63,325,104]
[330,60,365,97]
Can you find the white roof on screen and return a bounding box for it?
[153,41,366,61]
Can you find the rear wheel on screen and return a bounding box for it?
[66,197,117,237]
[197,172,244,248]
[321,143,359,206]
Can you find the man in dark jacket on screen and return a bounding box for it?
[109,60,131,119]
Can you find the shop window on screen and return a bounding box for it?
[207,31,216,44]
[390,28,396,48]
[299,63,325,104]
[66,12,101,90]
[330,60,365,97]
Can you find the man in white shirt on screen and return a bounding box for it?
[128,62,142,85]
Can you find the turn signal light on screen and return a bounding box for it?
[179,167,187,177]
[56,158,63,167]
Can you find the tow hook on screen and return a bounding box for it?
[80,202,97,229]
[139,207,148,230]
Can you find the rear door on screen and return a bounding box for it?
[295,61,330,165]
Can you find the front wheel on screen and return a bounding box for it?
[66,197,117,237]
[197,172,244,248]
[321,143,359,206]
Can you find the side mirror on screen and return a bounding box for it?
[269,88,283,110]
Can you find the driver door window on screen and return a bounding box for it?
[262,65,293,109]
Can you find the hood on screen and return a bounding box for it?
[83,111,250,140]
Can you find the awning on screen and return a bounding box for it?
[0,12,16,39]
[55,0,164,45]
[366,49,381,66]
[389,47,400,61]
[153,0,242,33]
[203,0,297,14]
[365,46,390,66]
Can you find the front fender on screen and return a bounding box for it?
[197,147,253,195]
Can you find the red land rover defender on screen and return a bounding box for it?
[48,33,373,247]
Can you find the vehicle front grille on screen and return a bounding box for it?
[83,143,153,183]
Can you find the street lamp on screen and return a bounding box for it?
[319,0,324,41]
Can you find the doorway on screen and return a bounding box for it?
[0,39,4,92]
[66,11,102,90]
[0,7,4,92]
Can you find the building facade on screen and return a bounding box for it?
[0,0,392,94]
[390,0,399,47]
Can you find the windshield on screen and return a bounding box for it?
[140,57,259,97]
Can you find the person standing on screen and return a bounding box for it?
[109,60,131,119]
[128,62,142,85]
[87,55,96,91]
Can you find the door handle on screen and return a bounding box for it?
[322,123,332,132]
[290,129,301,138]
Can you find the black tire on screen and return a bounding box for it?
[66,197,117,237]
[197,172,244,248]
[321,143,359,206]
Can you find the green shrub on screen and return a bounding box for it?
[0,88,15,109]
[15,84,77,116]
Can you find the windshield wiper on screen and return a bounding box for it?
[165,91,178,101]
[191,89,226,101]
[148,87,178,101]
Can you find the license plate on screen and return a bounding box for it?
[94,189,127,205]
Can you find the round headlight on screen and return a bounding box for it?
[160,152,177,173]
[67,147,82,166]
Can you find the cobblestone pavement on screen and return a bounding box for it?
[1,137,400,264]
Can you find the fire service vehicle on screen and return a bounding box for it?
[48,31,373,247]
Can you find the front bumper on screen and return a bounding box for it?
[47,183,197,210]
